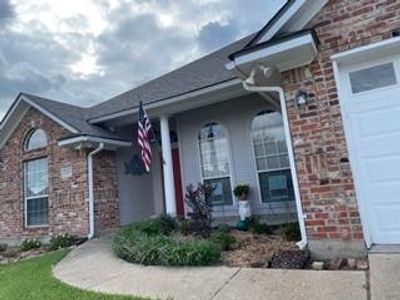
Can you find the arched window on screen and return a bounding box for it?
[251,111,294,204]
[25,129,48,151]
[198,123,233,206]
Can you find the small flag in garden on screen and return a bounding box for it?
[138,101,153,172]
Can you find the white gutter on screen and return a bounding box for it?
[59,136,131,147]
[87,143,104,240]
[241,82,308,250]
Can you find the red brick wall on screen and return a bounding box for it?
[283,0,400,244]
[0,108,88,238]
[94,151,119,232]
[0,107,120,241]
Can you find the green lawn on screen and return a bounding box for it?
[0,250,148,300]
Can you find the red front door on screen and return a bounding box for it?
[172,148,185,216]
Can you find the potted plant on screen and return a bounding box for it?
[233,184,251,229]
[233,183,250,200]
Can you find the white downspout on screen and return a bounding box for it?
[242,82,308,249]
[87,143,105,240]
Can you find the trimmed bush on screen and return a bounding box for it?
[248,216,272,235]
[216,223,231,234]
[20,238,41,252]
[49,233,74,250]
[210,231,236,251]
[134,214,177,236]
[113,226,221,266]
[282,223,301,241]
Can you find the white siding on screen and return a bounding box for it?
[176,94,296,218]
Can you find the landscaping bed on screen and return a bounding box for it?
[0,234,86,265]
[113,214,309,268]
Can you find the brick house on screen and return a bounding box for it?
[1,0,400,258]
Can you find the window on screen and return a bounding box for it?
[349,62,397,94]
[198,123,232,206]
[251,111,295,203]
[25,158,49,226]
[25,129,48,151]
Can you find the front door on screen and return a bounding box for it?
[339,55,400,244]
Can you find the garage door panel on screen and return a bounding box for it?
[374,206,400,231]
[362,156,400,183]
[340,56,400,244]
[353,107,400,137]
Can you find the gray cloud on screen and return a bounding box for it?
[0,0,14,26]
[0,0,285,119]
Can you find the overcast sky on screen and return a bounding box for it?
[0,0,284,120]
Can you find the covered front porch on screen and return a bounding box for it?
[104,83,299,226]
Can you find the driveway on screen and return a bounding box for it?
[53,237,369,300]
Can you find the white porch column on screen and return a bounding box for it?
[160,115,177,216]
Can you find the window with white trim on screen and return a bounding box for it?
[25,158,49,226]
[251,110,295,203]
[25,129,48,151]
[198,123,233,206]
[349,62,397,94]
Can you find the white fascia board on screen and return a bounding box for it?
[332,36,400,65]
[257,0,306,44]
[89,78,242,124]
[58,136,131,147]
[280,0,329,34]
[234,33,317,68]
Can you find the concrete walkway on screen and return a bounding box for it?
[53,237,368,300]
[369,252,400,300]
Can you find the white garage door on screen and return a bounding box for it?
[339,56,400,244]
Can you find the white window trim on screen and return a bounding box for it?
[197,122,236,209]
[24,158,49,228]
[250,111,295,209]
[24,128,48,151]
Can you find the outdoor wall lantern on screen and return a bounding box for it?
[296,90,309,107]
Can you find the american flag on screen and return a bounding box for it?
[138,101,153,172]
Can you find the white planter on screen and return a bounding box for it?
[238,200,251,221]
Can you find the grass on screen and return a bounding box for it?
[0,250,148,300]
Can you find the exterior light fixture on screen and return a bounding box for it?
[296,90,309,107]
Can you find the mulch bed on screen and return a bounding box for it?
[220,230,306,268]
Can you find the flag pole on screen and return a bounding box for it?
[138,97,166,166]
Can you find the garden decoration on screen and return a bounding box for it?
[233,183,251,230]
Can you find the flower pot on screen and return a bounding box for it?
[238,193,248,201]
[238,200,251,221]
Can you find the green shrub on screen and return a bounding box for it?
[178,218,194,236]
[248,216,272,235]
[49,233,74,250]
[20,238,41,252]
[0,243,7,252]
[113,227,221,266]
[282,223,301,241]
[134,214,177,236]
[210,231,236,251]
[216,223,231,234]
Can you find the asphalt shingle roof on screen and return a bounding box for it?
[22,93,127,141]
[87,33,256,120]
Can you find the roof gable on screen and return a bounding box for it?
[245,0,328,48]
[0,94,126,149]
